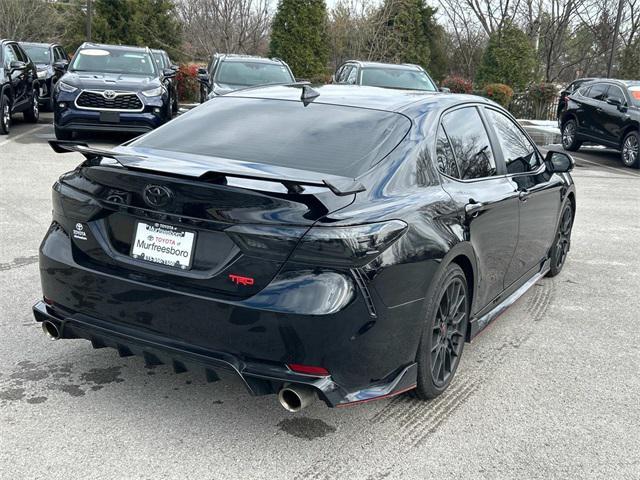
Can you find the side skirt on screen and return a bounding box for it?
[468,261,550,339]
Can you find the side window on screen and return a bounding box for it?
[486,109,541,174]
[435,125,460,178]
[337,65,352,84]
[442,107,497,180]
[587,83,608,101]
[607,85,626,104]
[346,66,358,85]
[13,44,28,63]
[3,45,18,66]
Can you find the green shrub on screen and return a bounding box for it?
[481,83,514,107]
[441,76,473,94]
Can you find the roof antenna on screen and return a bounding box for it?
[300,84,320,106]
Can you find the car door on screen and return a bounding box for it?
[579,82,609,139]
[437,105,520,314]
[4,44,27,107]
[599,84,629,145]
[483,107,564,287]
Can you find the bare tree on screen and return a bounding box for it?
[0,0,59,40]
[175,0,272,59]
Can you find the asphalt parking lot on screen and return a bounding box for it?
[1,112,639,480]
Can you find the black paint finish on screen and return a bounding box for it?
[34,85,576,407]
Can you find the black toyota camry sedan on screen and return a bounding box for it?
[33,85,576,411]
[53,42,175,140]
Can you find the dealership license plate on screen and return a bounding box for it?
[130,222,196,270]
[100,111,120,123]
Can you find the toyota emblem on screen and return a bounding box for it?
[143,185,173,208]
[102,90,117,100]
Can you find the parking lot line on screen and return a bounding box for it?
[0,124,49,148]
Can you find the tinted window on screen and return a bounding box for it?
[14,44,29,63]
[607,85,626,104]
[337,65,353,83]
[70,47,156,75]
[131,97,411,178]
[360,68,437,91]
[3,45,18,66]
[587,83,608,101]
[435,125,459,178]
[215,61,293,87]
[346,66,358,85]
[441,107,497,180]
[486,109,540,174]
[153,52,166,69]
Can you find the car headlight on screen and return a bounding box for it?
[37,70,47,80]
[58,82,77,93]
[141,86,164,97]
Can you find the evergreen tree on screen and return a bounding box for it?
[476,24,537,90]
[618,40,640,80]
[269,0,330,80]
[418,3,447,81]
[376,0,430,69]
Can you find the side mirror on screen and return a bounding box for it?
[545,150,574,173]
[560,90,569,97]
[9,60,27,73]
[197,67,207,75]
[606,96,625,109]
[52,60,68,73]
[162,67,176,78]
[439,87,451,93]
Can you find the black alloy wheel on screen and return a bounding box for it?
[547,202,573,277]
[621,131,640,169]
[562,120,581,151]
[413,263,469,399]
[24,89,39,123]
[0,95,10,135]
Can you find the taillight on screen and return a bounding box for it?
[290,220,408,267]
[52,181,103,221]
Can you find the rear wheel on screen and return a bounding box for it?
[24,89,39,123]
[54,125,73,140]
[547,201,574,277]
[562,119,581,151]
[0,95,10,135]
[621,131,640,169]
[413,263,469,400]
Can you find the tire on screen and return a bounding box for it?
[561,119,581,151]
[547,201,574,277]
[23,89,39,123]
[0,95,10,135]
[172,89,178,114]
[54,125,73,140]
[413,263,469,400]
[621,130,640,169]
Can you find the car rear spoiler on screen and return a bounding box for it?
[49,140,366,196]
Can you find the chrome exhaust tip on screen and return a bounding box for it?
[278,385,316,412]
[41,320,60,340]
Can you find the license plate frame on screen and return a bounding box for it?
[130,221,196,270]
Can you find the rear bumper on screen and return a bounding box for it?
[33,301,416,407]
[34,222,421,407]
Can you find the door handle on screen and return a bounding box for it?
[518,190,529,202]
[464,200,485,219]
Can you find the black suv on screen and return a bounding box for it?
[0,39,40,135]
[53,42,175,140]
[561,79,640,168]
[333,61,442,92]
[20,42,69,111]
[556,77,597,122]
[197,54,295,102]
[151,49,178,114]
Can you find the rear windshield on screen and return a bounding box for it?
[215,61,293,87]
[361,67,437,91]
[70,47,156,75]
[131,97,411,177]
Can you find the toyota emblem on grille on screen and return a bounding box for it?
[143,185,173,208]
[102,90,117,99]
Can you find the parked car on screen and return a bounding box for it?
[20,41,69,111]
[0,39,40,135]
[151,48,178,114]
[556,77,598,122]
[197,54,295,102]
[34,85,576,410]
[560,79,640,168]
[333,61,443,92]
[53,42,175,140]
